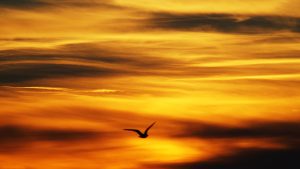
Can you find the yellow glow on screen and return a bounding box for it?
[125,138,200,162]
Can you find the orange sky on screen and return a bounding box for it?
[0,1,300,169]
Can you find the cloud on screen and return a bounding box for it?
[0,38,61,42]
[147,119,300,169]
[0,0,49,9]
[151,147,300,169]
[250,36,300,44]
[0,105,163,153]
[0,43,185,84]
[0,50,233,84]
[1,42,299,85]
[1,41,299,86]
[175,120,300,140]
[0,125,100,152]
[59,43,183,68]
[148,13,300,34]
[0,63,127,83]
[0,42,182,67]
[56,0,125,9]
[0,0,124,10]
[0,125,98,142]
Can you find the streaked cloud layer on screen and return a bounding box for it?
[148,13,300,34]
[0,0,300,169]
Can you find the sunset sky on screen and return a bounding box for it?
[1,0,300,169]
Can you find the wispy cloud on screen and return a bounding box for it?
[1,41,300,85]
[148,13,300,34]
[0,63,127,83]
[175,120,300,141]
[0,0,50,9]
[0,125,100,152]
[0,0,122,10]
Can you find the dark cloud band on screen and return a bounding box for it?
[151,148,300,169]
[176,120,300,140]
[0,63,126,83]
[149,13,300,34]
[0,0,122,10]
[0,0,49,9]
[0,125,100,152]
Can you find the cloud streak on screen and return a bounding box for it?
[148,13,300,34]
[0,125,100,152]
[150,148,300,169]
[0,0,49,9]
[1,42,300,85]
[0,0,124,10]
[0,43,182,84]
[0,63,127,83]
[175,120,300,141]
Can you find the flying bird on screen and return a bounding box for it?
[124,122,156,138]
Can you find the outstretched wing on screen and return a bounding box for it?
[144,122,156,135]
[124,129,143,136]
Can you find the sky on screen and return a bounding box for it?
[0,0,300,169]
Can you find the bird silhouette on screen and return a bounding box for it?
[124,122,156,138]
